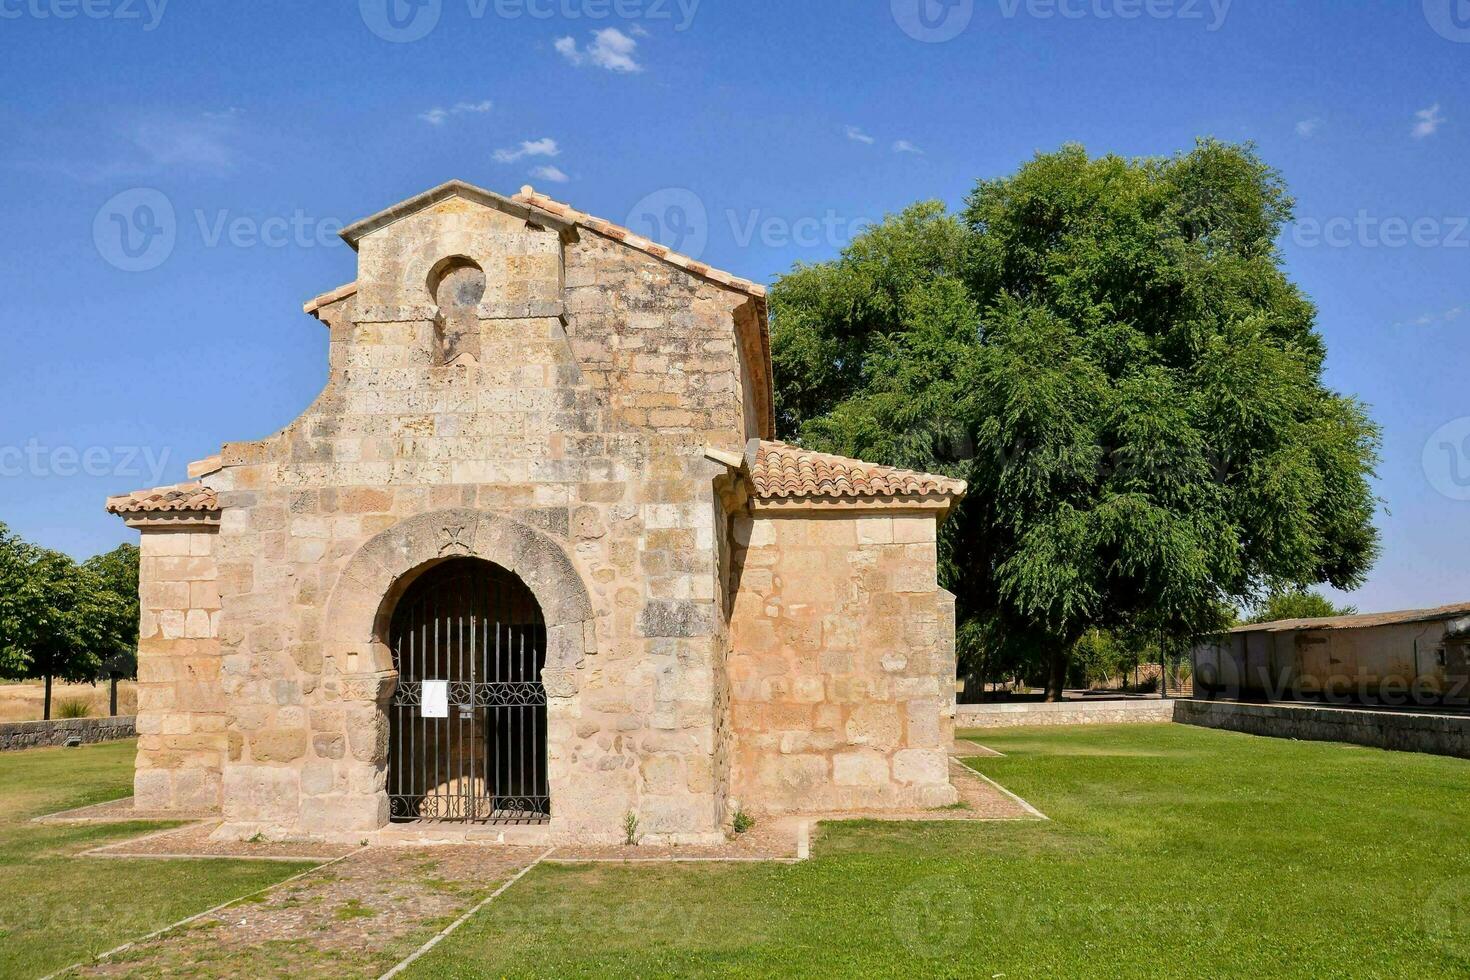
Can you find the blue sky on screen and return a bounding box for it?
[0,0,1465,613]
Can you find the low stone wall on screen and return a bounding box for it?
[1175,700,1470,760]
[0,716,137,751]
[956,698,1176,729]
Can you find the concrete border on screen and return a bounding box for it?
[957,699,1176,729]
[951,759,1049,821]
[378,846,556,980]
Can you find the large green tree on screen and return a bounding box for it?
[0,524,133,719]
[770,141,1380,700]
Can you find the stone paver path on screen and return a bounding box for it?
[67,846,544,979]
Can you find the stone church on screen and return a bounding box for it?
[106,181,966,844]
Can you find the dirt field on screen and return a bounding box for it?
[0,680,137,722]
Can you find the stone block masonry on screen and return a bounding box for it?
[0,716,136,752]
[1175,699,1470,760]
[105,181,968,843]
[728,512,959,813]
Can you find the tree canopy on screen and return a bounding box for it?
[0,522,139,717]
[1246,588,1357,625]
[770,140,1381,698]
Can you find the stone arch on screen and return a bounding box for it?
[322,509,596,700]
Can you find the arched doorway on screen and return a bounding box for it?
[387,558,549,823]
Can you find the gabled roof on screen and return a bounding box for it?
[745,440,967,503]
[512,186,766,299]
[337,179,575,248]
[304,181,766,315]
[106,482,219,515]
[1230,601,1470,634]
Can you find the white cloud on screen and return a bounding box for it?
[845,125,875,145]
[1295,117,1324,139]
[494,138,560,163]
[23,109,246,182]
[892,139,923,154]
[1413,103,1445,139]
[556,27,642,73]
[531,164,570,184]
[1395,305,1464,328]
[628,23,649,37]
[420,99,493,125]
[131,111,243,172]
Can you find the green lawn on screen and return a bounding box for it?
[5,728,1469,978]
[406,724,1470,979]
[0,741,314,980]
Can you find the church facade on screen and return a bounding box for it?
[107,181,965,843]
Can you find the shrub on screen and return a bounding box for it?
[731,808,755,834]
[622,811,640,846]
[55,697,92,719]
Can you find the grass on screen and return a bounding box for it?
[405,724,1470,979]
[0,740,314,979]
[4,726,1469,977]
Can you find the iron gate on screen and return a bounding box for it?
[387,558,549,823]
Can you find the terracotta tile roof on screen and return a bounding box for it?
[1230,601,1470,634]
[512,186,767,299]
[106,482,219,515]
[746,440,967,501]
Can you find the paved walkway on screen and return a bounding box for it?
[66,846,545,979]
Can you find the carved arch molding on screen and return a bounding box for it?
[322,509,596,700]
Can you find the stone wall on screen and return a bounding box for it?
[726,511,957,813]
[0,716,136,752]
[206,197,760,843]
[956,698,1178,729]
[133,525,225,811]
[1175,699,1470,759]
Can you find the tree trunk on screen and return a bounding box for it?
[43,673,52,721]
[1044,647,1068,702]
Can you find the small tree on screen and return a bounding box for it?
[84,543,142,673]
[1247,588,1356,624]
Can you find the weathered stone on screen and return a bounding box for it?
[251,729,307,763]
[111,182,960,843]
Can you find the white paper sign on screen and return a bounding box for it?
[421,680,449,719]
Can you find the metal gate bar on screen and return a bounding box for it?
[387,559,549,824]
